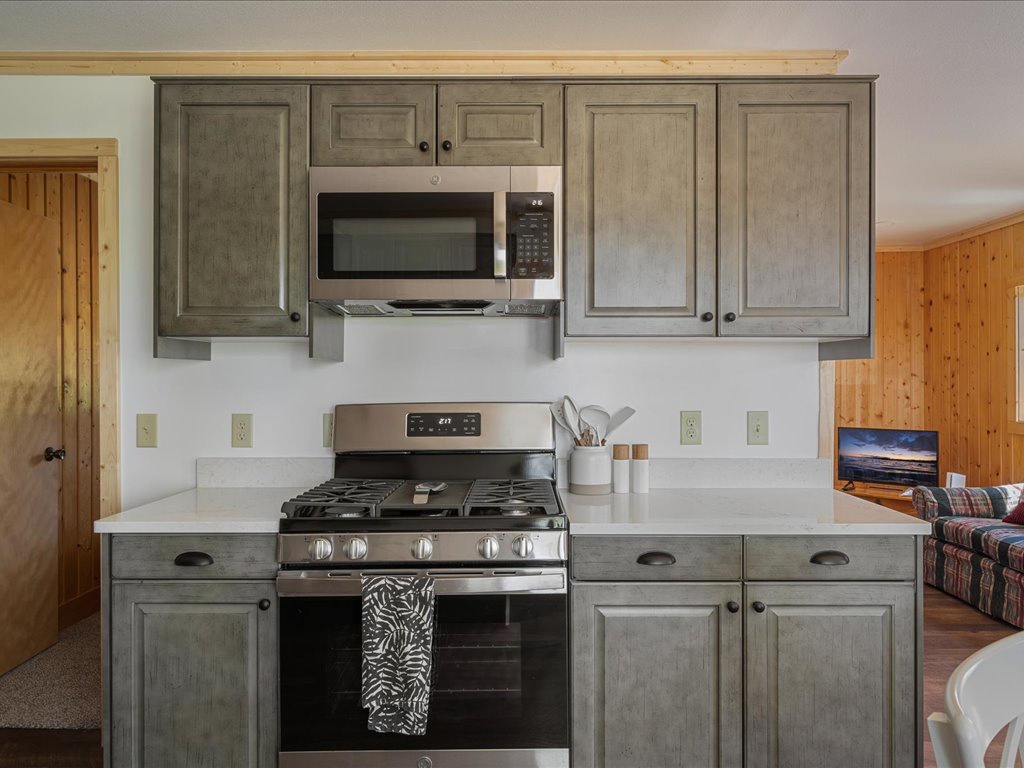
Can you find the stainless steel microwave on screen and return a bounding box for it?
[309,166,562,317]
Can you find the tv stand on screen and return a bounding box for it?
[835,482,917,517]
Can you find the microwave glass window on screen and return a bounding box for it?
[332,217,477,272]
[317,192,496,280]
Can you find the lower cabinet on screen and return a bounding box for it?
[570,534,921,768]
[572,582,743,768]
[109,580,278,768]
[745,583,916,768]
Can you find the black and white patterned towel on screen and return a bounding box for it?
[361,575,436,736]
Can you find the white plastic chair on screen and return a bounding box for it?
[929,631,1024,767]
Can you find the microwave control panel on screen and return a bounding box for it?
[508,192,555,279]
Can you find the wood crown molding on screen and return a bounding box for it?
[0,49,847,76]
[875,245,925,253]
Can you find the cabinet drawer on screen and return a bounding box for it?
[111,535,278,580]
[744,536,916,581]
[572,536,741,581]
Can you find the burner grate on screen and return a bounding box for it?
[463,479,560,517]
[281,478,403,518]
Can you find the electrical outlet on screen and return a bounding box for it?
[680,411,702,445]
[747,411,769,445]
[231,413,253,448]
[136,413,158,448]
[323,413,334,449]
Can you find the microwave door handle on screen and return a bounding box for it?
[493,191,507,279]
[276,570,566,596]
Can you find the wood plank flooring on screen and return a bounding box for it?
[0,585,1015,767]
[923,585,1017,768]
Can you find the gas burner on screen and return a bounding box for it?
[463,480,560,517]
[281,478,403,519]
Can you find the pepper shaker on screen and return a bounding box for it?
[612,444,630,493]
[631,443,650,494]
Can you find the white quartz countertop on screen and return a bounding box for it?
[561,488,931,535]
[93,487,302,533]
[95,486,930,536]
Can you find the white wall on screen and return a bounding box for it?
[0,76,822,510]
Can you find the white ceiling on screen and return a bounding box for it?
[2,0,1023,246]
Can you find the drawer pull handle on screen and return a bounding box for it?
[636,551,676,566]
[174,551,214,567]
[726,601,740,613]
[258,599,271,611]
[810,550,850,566]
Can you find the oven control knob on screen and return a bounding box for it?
[412,537,433,560]
[344,537,368,560]
[477,536,500,560]
[512,535,534,558]
[308,537,334,561]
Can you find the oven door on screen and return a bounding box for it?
[309,166,510,302]
[277,568,569,768]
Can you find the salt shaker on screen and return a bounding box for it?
[612,444,630,493]
[631,443,650,494]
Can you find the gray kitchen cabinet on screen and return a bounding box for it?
[745,582,916,768]
[312,81,561,166]
[109,579,278,767]
[718,82,872,337]
[572,582,743,768]
[565,84,717,336]
[311,83,436,166]
[156,82,309,338]
[437,82,562,165]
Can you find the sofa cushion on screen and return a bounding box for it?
[912,484,1024,522]
[1005,499,1024,525]
[933,516,1024,573]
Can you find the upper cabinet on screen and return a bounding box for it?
[312,82,562,166]
[718,82,872,337]
[156,83,309,338]
[565,84,717,336]
[564,79,873,339]
[311,84,436,166]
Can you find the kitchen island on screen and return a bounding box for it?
[97,486,926,768]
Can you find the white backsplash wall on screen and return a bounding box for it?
[0,75,822,510]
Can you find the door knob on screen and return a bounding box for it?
[418,141,430,152]
[44,447,66,462]
[441,140,453,151]
[724,312,737,322]
[752,601,766,613]
[726,601,740,613]
[701,312,714,322]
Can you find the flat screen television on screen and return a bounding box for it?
[837,427,940,487]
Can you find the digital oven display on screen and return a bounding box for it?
[407,412,481,437]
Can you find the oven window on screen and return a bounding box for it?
[317,193,496,280]
[279,593,568,752]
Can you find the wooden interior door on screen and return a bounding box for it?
[0,199,61,676]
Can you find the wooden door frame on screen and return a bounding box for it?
[0,139,120,519]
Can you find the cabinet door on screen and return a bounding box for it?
[311,83,436,166]
[573,582,742,768]
[745,583,915,768]
[565,85,717,336]
[718,82,871,337]
[437,82,562,165]
[110,581,277,767]
[157,83,308,337]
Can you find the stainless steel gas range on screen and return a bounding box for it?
[276,402,569,768]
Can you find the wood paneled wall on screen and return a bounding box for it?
[0,171,100,625]
[835,250,927,434]
[923,223,1024,486]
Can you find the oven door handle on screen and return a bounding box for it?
[276,570,566,597]
[493,191,508,280]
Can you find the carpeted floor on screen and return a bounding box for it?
[0,613,100,729]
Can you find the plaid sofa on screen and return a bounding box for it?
[913,484,1024,627]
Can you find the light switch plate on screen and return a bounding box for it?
[232,413,253,448]
[747,411,769,445]
[136,413,158,448]
[323,413,334,449]
[680,411,702,445]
